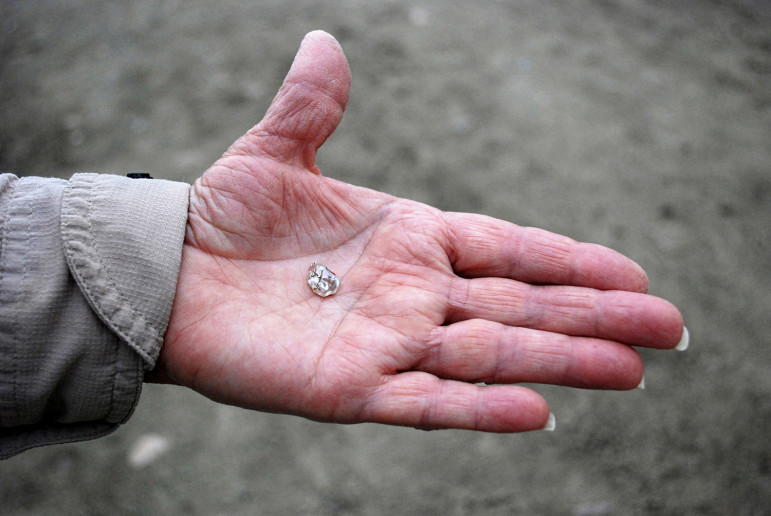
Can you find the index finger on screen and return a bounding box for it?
[443,212,649,292]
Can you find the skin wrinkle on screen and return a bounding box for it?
[318,187,394,254]
[513,224,530,280]
[573,244,606,289]
[296,182,343,236]
[355,290,434,346]
[281,77,347,117]
[373,296,435,340]
[500,325,525,383]
[236,167,284,203]
[185,211,217,252]
[519,284,538,325]
[255,79,347,162]
[594,289,609,343]
[445,213,523,279]
[549,289,595,335]
[421,321,490,382]
[166,259,281,387]
[324,184,367,228]
[328,220,382,279]
[357,372,388,423]
[207,159,279,204]
[393,230,429,267]
[372,265,433,292]
[528,286,573,333]
[413,208,449,247]
[284,180,377,250]
[447,278,514,326]
[418,374,440,430]
[526,332,572,383]
[441,214,461,269]
[489,323,509,384]
[188,185,257,255]
[377,329,419,372]
[376,374,415,426]
[244,292,298,321]
[402,227,440,263]
[268,170,289,241]
[309,286,369,389]
[531,232,572,285]
[447,275,471,323]
[558,335,577,385]
[460,324,485,379]
[511,328,543,382]
[349,187,393,222]
[366,225,413,268]
[226,170,283,219]
[190,167,389,261]
[566,241,580,287]
[448,322,483,379]
[226,131,296,165]
[420,326,445,373]
[292,341,329,414]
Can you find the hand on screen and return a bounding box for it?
[154,31,684,432]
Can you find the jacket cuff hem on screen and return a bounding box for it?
[61,173,190,369]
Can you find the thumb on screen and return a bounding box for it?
[235,31,351,174]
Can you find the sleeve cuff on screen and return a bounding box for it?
[61,173,190,369]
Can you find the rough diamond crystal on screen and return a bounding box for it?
[307,262,340,297]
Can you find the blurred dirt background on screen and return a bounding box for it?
[1,1,770,514]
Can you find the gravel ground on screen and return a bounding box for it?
[1,1,770,514]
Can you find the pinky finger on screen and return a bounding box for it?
[366,372,552,432]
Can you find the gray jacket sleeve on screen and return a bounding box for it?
[0,173,190,459]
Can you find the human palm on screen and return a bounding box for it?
[156,32,684,432]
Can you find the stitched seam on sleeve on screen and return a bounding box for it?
[82,181,164,335]
[61,177,160,366]
[105,342,143,424]
[0,179,26,425]
[107,327,119,420]
[0,180,13,428]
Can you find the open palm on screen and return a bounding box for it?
[156,32,684,432]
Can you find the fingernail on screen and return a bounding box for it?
[636,375,645,390]
[675,326,690,351]
[542,412,556,432]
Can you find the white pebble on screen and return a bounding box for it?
[127,433,171,468]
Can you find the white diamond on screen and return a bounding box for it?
[308,262,340,297]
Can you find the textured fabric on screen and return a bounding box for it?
[0,173,190,459]
[61,173,190,368]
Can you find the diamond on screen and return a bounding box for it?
[307,262,341,297]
